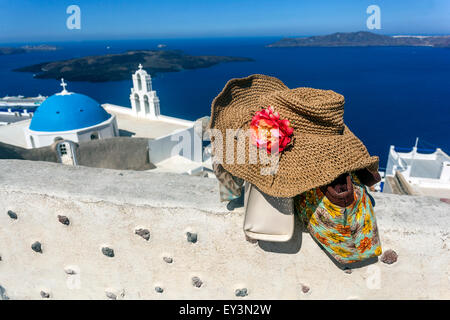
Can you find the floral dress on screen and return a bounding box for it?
[294,174,382,264]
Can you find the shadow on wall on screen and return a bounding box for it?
[258,216,378,269]
[0,137,155,171]
[225,191,378,269]
[226,192,303,255]
[75,137,155,171]
[0,141,58,162]
[0,285,9,300]
[258,217,303,254]
[118,129,135,137]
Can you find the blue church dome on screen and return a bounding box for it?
[30,92,111,132]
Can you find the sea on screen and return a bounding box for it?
[0,37,449,167]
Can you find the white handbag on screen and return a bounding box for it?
[243,182,295,242]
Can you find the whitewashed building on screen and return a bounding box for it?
[103,65,206,170]
[129,64,160,119]
[0,65,211,176]
[383,144,450,198]
[24,79,118,148]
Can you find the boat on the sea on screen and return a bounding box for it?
[383,139,450,198]
[0,95,46,125]
[0,94,47,107]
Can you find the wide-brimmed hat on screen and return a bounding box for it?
[209,74,379,198]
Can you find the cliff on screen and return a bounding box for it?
[0,159,449,299]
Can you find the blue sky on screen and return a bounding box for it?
[1,0,449,42]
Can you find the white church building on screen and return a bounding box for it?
[0,64,210,175]
[130,64,161,119]
[24,79,119,148]
[102,65,203,168]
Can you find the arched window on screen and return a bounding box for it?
[134,93,141,112]
[144,95,150,114]
[90,132,99,140]
[137,73,142,91]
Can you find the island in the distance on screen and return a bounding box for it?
[14,49,254,82]
[267,31,450,48]
[0,45,58,55]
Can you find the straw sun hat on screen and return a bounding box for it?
[209,74,379,198]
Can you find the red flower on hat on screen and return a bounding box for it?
[250,106,294,154]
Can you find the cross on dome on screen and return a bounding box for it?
[138,63,143,70]
[60,78,67,90]
[59,78,70,95]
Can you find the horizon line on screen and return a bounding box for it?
[1,30,449,45]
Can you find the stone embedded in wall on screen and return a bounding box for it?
[58,215,70,226]
[235,288,248,297]
[135,228,150,241]
[31,241,42,253]
[301,284,310,294]
[40,290,50,298]
[186,232,198,243]
[105,289,125,300]
[102,247,115,258]
[64,267,76,275]
[163,256,173,264]
[105,291,117,300]
[155,286,164,293]
[192,276,203,288]
[7,210,17,220]
[1,159,449,300]
[381,249,398,264]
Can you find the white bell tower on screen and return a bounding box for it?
[129,64,160,119]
